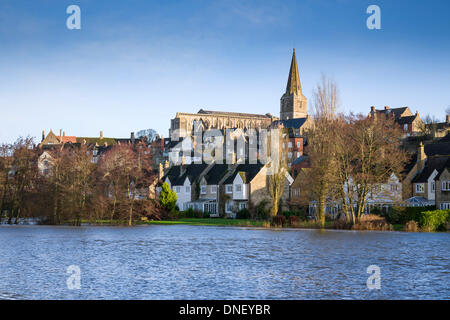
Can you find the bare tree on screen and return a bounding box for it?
[335,115,407,224]
[303,75,340,227]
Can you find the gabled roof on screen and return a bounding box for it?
[435,157,450,180]
[162,164,209,186]
[223,163,264,184]
[202,164,230,185]
[412,156,449,183]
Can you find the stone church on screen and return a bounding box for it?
[169,49,309,139]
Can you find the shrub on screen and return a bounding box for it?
[288,215,300,227]
[419,210,449,232]
[403,220,418,232]
[331,219,352,230]
[159,183,177,213]
[256,200,269,220]
[271,215,286,227]
[352,214,393,231]
[385,206,434,224]
[237,208,250,219]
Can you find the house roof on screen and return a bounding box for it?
[397,115,418,125]
[202,164,230,185]
[424,141,450,156]
[76,137,118,146]
[374,107,410,119]
[223,163,264,184]
[412,156,449,183]
[272,117,308,129]
[56,136,77,143]
[162,164,209,186]
[435,157,450,180]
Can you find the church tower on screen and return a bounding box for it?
[280,49,308,120]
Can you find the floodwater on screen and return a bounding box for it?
[0,225,448,299]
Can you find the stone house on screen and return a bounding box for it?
[368,106,423,136]
[435,160,450,210]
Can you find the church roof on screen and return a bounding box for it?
[196,109,272,119]
[286,49,302,95]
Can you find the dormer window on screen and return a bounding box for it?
[442,181,450,191]
[200,185,207,194]
[226,185,233,193]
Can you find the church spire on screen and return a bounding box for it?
[285,48,302,95]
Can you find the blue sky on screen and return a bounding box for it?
[1,0,449,143]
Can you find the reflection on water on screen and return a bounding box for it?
[0,225,448,299]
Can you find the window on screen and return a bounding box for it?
[239,202,247,210]
[390,184,398,192]
[297,152,301,158]
[226,185,233,193]
[404,124,408,131]
[175,186,181,193]
[211,185,217,194]
[226,201,233,213]
[186,186,190,193]
[440,203,450,210]
[431,182,435,193]
[288,152,293,158]
[297,141,301,148]
[288,142,292,148]
[44,160,49,166]
[282,143,286,149]
[93,150,98,156]
[293,188,300,197]
[235,184,242,192]
[200,185,206,194]
[442,181,450,191]
[415,183,425,193]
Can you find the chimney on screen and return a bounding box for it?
[370,106,375,112]
[446,115,449,124]
[384,106,390,110]
[164,160,170,169]
[63,131,65,137]
[180,156,187,176]
[159,163,164,179]
[100,131,103,139]
[42,130,45,142]
[416,111,419,117]
[60,129,63,138]
[131,132,135,144]
[417,142,426,167]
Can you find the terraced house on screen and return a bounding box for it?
[158,161,293,217]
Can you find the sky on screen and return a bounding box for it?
[0,0,449,143]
